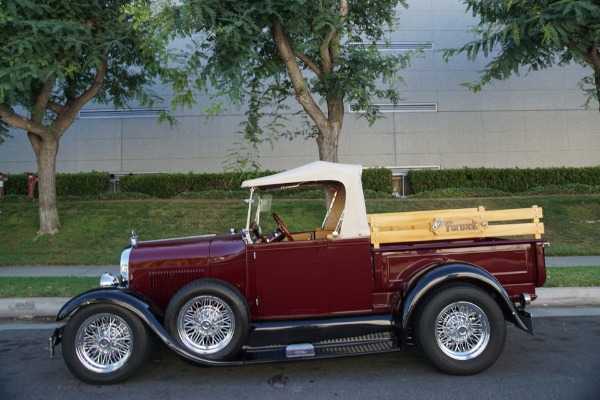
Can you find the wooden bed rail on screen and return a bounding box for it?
[368,205,544,249]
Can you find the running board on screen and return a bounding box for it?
[242,332,401,364]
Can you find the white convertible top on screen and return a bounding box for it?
[241,161,370,238]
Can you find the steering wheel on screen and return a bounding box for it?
[272,212,293,241]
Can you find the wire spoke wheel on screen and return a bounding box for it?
[415,283,506,375]
[435,302,490,360]
[75,313,133,373]
[178,295,235,354]
[62,305,151,384]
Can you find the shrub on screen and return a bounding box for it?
[2,172,109,197]
[362,167,393,193]
[409,167,600,194]
[56,172,109,196]
[119,171,273,198]
[523,184,600,196]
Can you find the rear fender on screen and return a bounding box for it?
[397,263,533,347]
[55,288,243,367]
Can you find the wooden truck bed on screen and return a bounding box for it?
[368,205,544,249]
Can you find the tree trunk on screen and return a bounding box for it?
[316,125,340,163]
[28,131,61,235]
[316,97,344,163]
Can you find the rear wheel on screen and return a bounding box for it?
[62,304,151,384]
[165,279,249,360]
[414,283,506,375]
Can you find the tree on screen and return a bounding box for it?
[0,0,167,234]
[142,0,410,165]
[444,0,600,110]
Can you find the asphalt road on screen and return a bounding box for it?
[0,315,599,400]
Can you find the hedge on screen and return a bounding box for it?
[118,171,273,198]
[4,166,596,198]
[118,167,394,198]
[362,167,393,193]
[408,167,600,194]
[2,172,109,197]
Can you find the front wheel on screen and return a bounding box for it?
[61,304,152,384]
[414,283,506,375]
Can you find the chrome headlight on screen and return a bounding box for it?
[100,273,120,287]
[120,247,131,287]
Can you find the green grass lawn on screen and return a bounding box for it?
[0,266,597,298]
[0,195,598,266]
[0,277,99,298]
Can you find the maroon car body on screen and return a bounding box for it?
[126,234,545,319]
[51,161,547,384]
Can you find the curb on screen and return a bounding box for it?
[533,287,600,307]
[0,297,70,319]
[1,288,600,319]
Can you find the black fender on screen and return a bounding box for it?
[397,262,533,348]
[54,287,244,367]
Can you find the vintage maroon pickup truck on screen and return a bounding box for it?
[50,161,547,384]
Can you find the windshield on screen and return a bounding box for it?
[244,184,347,244]
[245,189,275,243]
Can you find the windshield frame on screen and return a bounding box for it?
[244,187,273,244]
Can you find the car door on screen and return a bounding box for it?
[251,238,329,318]
[249,236,373,319]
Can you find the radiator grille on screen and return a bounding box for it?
[150,269,206,298]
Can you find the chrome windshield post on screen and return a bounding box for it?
[244,188,255,244]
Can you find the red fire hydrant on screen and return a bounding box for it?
[27,172,37,198]
[0,172,7,198]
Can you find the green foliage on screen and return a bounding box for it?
[409,167,600,194]
[0,0,173,233]
[132,0,411,167]
[0,194,34,203]
[412,187,511,199]
[445,0,600,109]
[119,168,396,198]
[56,172,109,196]
[119,171,273,198]
[2,172,108,197]
[523,184,600,196]
[362,167,393,193]
[0,0,169,126]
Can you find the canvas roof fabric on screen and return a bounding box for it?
[241,161,370,238]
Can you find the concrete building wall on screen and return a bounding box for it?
[1,0,598,174]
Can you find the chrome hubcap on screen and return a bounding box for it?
[177,295,235,354]
[435,301,490,360]
[75,313,133,373]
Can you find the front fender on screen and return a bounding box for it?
[398,263,533,347]
[55,288,243,367]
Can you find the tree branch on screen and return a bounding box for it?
[271,18,329,128]
[32,75,56,124]
[0,106,47,135]
[54,59,107,134]
[293,47,322,77]
[46,101,64,115]
[320,30,336,73]
[319,1,348,74]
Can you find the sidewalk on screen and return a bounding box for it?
[1,257,599,319]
